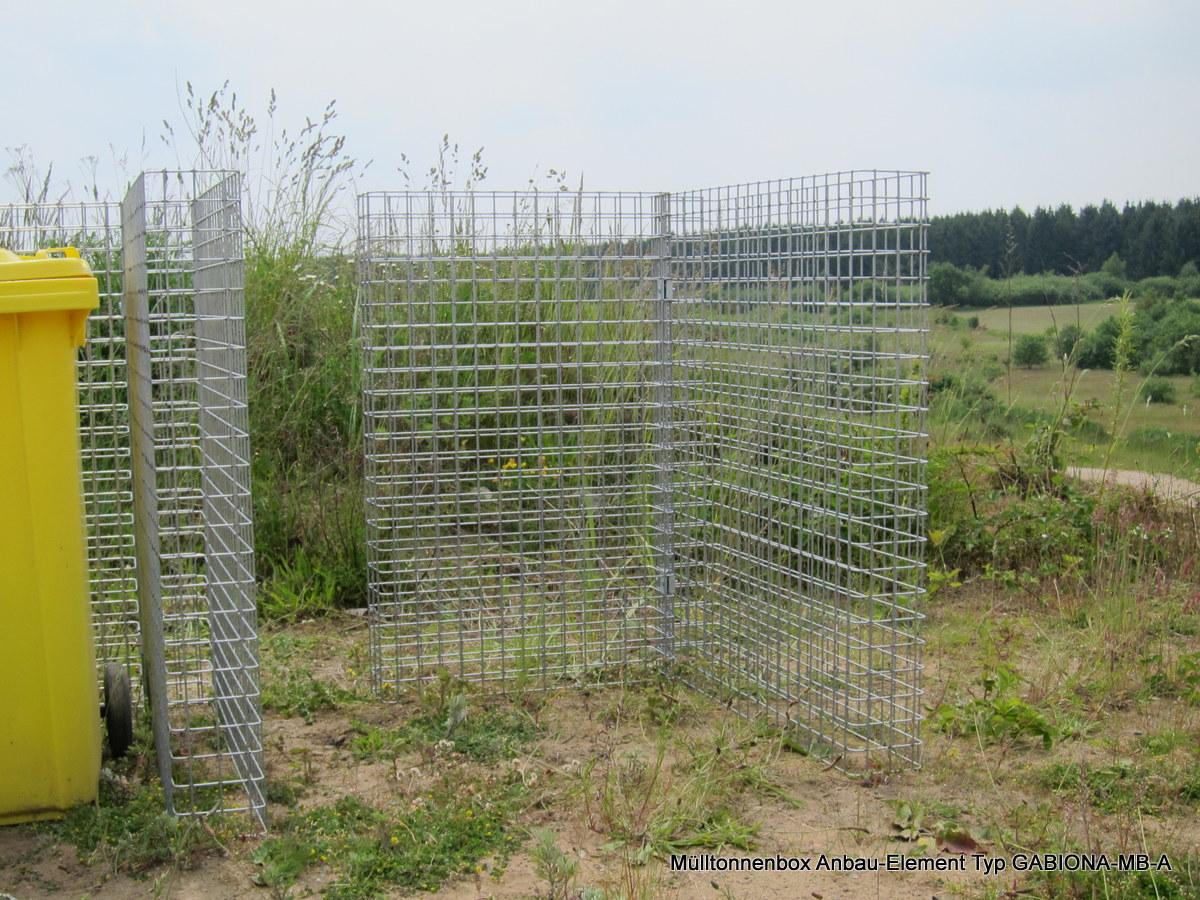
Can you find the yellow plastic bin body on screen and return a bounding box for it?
[0,247,100,824]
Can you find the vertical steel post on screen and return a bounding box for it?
[121,175,176,812]
[653,192,676,660]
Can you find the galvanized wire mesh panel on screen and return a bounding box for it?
[0,201,141,694]
[192,174,262,811]
[360,191,670,689]
[2,175,262,815]
[361,173,928,767]
[669,173,928,768]
[122,171,265,824]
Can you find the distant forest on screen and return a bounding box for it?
[929,198,1200,279]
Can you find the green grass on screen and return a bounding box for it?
[576,723,797,863]
[247,251,365,615]
[252,775,528,898]
[259,629,360,722]
[1139,729,1195,757]
[44,779,232,876]
[261,669,352,723]
[1041,759,1200,814]
[349,703,541,764]
[971,300,1124,334]
[258,548,341,622]
[1142,650,1200,703]
[931,665,1089,749]
[261,665,355,724]
[1032,864,1200,900]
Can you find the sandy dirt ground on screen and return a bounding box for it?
[3,605,1197,900]
[0,734,992,900]
[1068,466,1200,505]
[0,617,995,900]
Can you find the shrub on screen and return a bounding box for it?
[1013,333,1049,368]
[1132,276,1180,301]
[933,308,961,326]
[1075,316,1122,369]
[1139,377,1177,404]
[1135,298,1200,375]
[929,262,978,306]
[926,445,1093,578]
[928,372,963,396]
[1003,274,1094,307]
[1179,260,1200,299]
[1054,324,1085,362]
[933,665,1067,749]
[1083,269,1127,300]
[967,315,980,329]
[986,489,1095,579]
[927,263,1115,309]
[1100,252,1128,281]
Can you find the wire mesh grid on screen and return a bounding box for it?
[122,170,264,823]
[0,201,142,694]
[361,173,928,768]
[360,191,670,689]
[669,173,928,768]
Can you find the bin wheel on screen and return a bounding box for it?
[103,663,133,760]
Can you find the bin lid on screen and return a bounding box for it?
[0,247,100,346]
[0,247,95,282]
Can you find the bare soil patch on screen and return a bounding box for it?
[4,597,1199,899]
[1069,466,1200,505]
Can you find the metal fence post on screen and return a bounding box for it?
[653,192,676,660]
[120,175,176,812]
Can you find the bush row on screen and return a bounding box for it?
[930,260,1200,309]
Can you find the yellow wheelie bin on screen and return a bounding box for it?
[0,247,108,824]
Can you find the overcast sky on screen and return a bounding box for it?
[7,0,1198,214]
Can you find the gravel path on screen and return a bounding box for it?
[1068,466,1200,506]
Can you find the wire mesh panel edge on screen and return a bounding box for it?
[192,173,266,825]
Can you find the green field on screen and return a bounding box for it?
[973,299,1124,333]
[931,301,1200,479]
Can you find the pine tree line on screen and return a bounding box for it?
[929,199,1200,279]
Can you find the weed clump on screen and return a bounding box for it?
[578,724,795,864]
[261,666,354,724]
[253,774,528,898]
[350,701,541,764]
[1041,759,1200,814]
[48,779,230,875]
[932,665,1086,749]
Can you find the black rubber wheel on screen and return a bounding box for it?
[103,663,133,760]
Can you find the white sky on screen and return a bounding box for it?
[7,0,1199,214]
